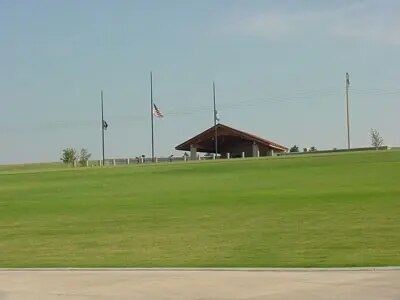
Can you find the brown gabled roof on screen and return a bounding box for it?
[175,123,288,152]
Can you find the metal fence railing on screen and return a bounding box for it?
[85,156,191,167]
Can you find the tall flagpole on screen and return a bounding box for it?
[346,72,351,149]
[213,81,218,157]
[150,72,155,162]
[101,90,105,166]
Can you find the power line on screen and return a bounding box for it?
[1,87,399,133]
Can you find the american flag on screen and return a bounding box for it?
[153,104,164,118]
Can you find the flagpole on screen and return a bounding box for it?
[346,72,351,149]
[150,72,155,162]
[213,81,218,157]
[101,90,105,166]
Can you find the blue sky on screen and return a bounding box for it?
[0,0,399,164]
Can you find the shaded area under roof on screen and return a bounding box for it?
[175,124,288,155]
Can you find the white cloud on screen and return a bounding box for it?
[333,17,400,45]
[230,13,292,38]
[221,10,327,39]
[219,2,400,45]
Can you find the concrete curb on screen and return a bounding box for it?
[1,267,400,272]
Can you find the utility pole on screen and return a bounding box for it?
[346,72,351,149]
[150,71,155,162]
[213,81,218,157]
[101,90,105,166]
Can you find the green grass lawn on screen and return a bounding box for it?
[0,151,399,267]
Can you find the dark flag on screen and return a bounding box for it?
[103,120,108,130]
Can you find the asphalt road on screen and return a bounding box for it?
[0,269,399,300]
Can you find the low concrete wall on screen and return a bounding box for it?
[278,146,388,156]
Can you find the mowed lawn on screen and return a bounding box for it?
[0,151,399,267]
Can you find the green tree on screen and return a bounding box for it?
[290,145,299,153]
[79,148,92,167]
[370,129,384,148]
[61,148,77,165]
[309,146,317,152]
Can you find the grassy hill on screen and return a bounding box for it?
[0,151,399,267]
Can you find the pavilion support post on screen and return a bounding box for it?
[242,152,245,159]
[112,159,116,166]
[227,153,230,159]
[127,158,130,165]
[252,142,259,157]
[190,144,197,161]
